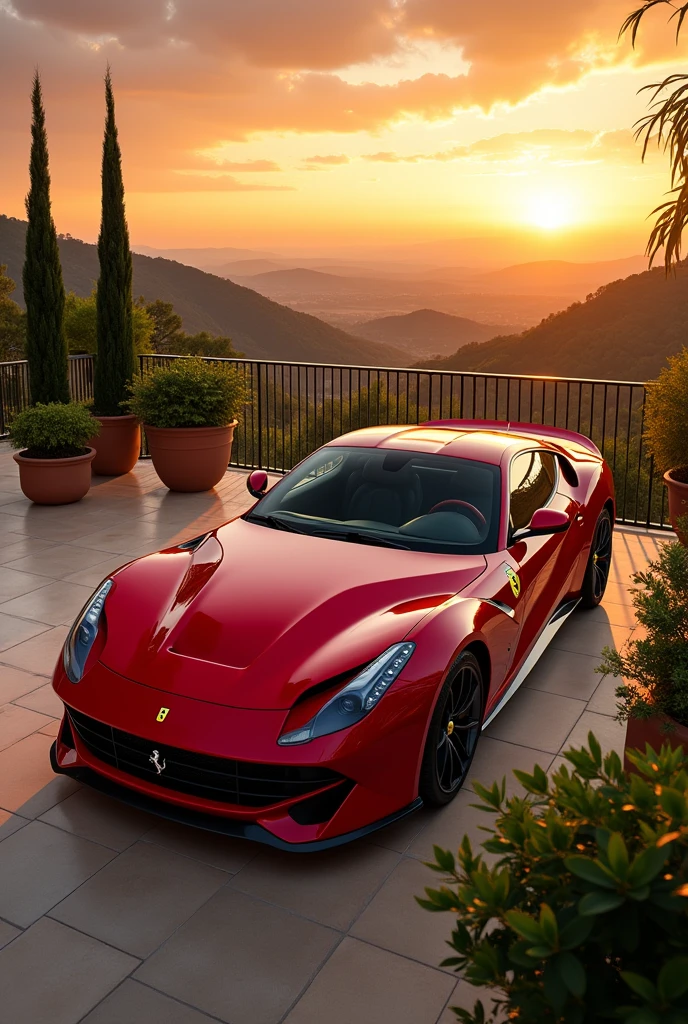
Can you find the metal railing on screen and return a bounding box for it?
[1,352,667,529]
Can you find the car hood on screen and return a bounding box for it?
[100,517,486,709]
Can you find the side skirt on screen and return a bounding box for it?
[482,597,580,729]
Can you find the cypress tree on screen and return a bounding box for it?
[23,72,69,405]
[93,67,135,416]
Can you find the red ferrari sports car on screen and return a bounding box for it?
[51,419,614,850]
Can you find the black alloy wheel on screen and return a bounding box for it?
[419,650,484,807]
[580,509,613,609]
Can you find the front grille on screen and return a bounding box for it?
[67,707,344,808]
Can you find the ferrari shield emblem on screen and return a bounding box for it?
[505,566,521,599]
[156,707,170,722]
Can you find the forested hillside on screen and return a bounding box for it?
[420,263,688,381]
[0,216,406,366]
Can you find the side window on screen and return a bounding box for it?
[509,451,557,533]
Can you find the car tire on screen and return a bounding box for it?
[580,509,613,609]
[419,650,485,808]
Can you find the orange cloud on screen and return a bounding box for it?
[303,154,351,165]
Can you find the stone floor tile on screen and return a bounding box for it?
[230,843,400,930]
[0,820,115,926]
[485,687,585,754]
[40,789,157,852]
[367,805,433,854]
[0,623,69,673]
[0,612,50,653]
[524,648,602,701]
[587,601,638,628]
[0,918,21,949]
[0,664,53,702]
[0,917,138,1024]
[601,580,637,607]
[284,937,454,1024]
[81,980,220,1024]
[63,553,132,587]
[141,820,257,873]
[12,681,63,717]
[4,544,119,580]
[0,567,51,603]
[467,736,554,795]
[50,840,229,958]
[135,887,340,1024]
[0,732,64,812]
[10,773,82,819]
[550,619,632,658]
[563,709,627,758]
[0,702,54,751]
[79,522,170,555]
[440,981,505,1021]
[587,674,622,716]
[0,579,94,627]
[407,789,500,864]
[0,489,22,506]
[0,535,56,565]
[0,809,30,841]
[351,856,455,970]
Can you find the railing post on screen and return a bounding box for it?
[256,362,263,469]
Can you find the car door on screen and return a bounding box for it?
[503,449,572,671]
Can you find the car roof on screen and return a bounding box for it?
[326,424,559,466]
[327,420,601,465]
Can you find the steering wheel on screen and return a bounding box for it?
[428,499,486,530]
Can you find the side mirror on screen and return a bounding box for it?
[513,508,571,541]
[247,470,268,500]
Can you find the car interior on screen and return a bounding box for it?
[250,447,502,553]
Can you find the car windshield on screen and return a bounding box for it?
[245,446,501,555]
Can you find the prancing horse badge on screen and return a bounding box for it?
[505,566,521,599]
[156,707,170,722]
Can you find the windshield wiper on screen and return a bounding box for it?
[312,529,410,550]
[248,513,306,534]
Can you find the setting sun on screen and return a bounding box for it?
[526,191,577,231]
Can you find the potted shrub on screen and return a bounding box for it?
[126,357,249,492]
[10,402,99,504]
[88,69,140,477]
[644,347,688,542]
[598,534,688,763]
[418,734,688,1024]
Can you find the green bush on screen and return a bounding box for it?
[644,347,688,479]
[599,540,688,728]
[126,357,250,428]
[418,735,688,1024]
[9,402,98,458]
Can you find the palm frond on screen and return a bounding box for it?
[645,175,688,270]
[620,1,688,46]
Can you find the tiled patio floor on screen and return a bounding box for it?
[0,444,669,1024]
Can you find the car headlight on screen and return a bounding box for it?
[63,579,113,682]
[278,642,415,746]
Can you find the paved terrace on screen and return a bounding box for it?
[0,444,666,1024]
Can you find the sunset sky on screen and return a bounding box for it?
[1,0,688,259]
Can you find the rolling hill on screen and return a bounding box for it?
[469,257,647,296]
[230,267,411,296]
[0,217,407,366]
[419,262,688,381]
[353,309,513,357]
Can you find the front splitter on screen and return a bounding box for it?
[50,741,423,853]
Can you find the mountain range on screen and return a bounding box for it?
[352,309,513,358]
[420,262,688,381]
[0,217,406,366]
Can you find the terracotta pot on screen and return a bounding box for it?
[664,469,688,544]
[88,414,141,476]
[624,712,688,772]
[144,422,238,492]
[13,448,96,505]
